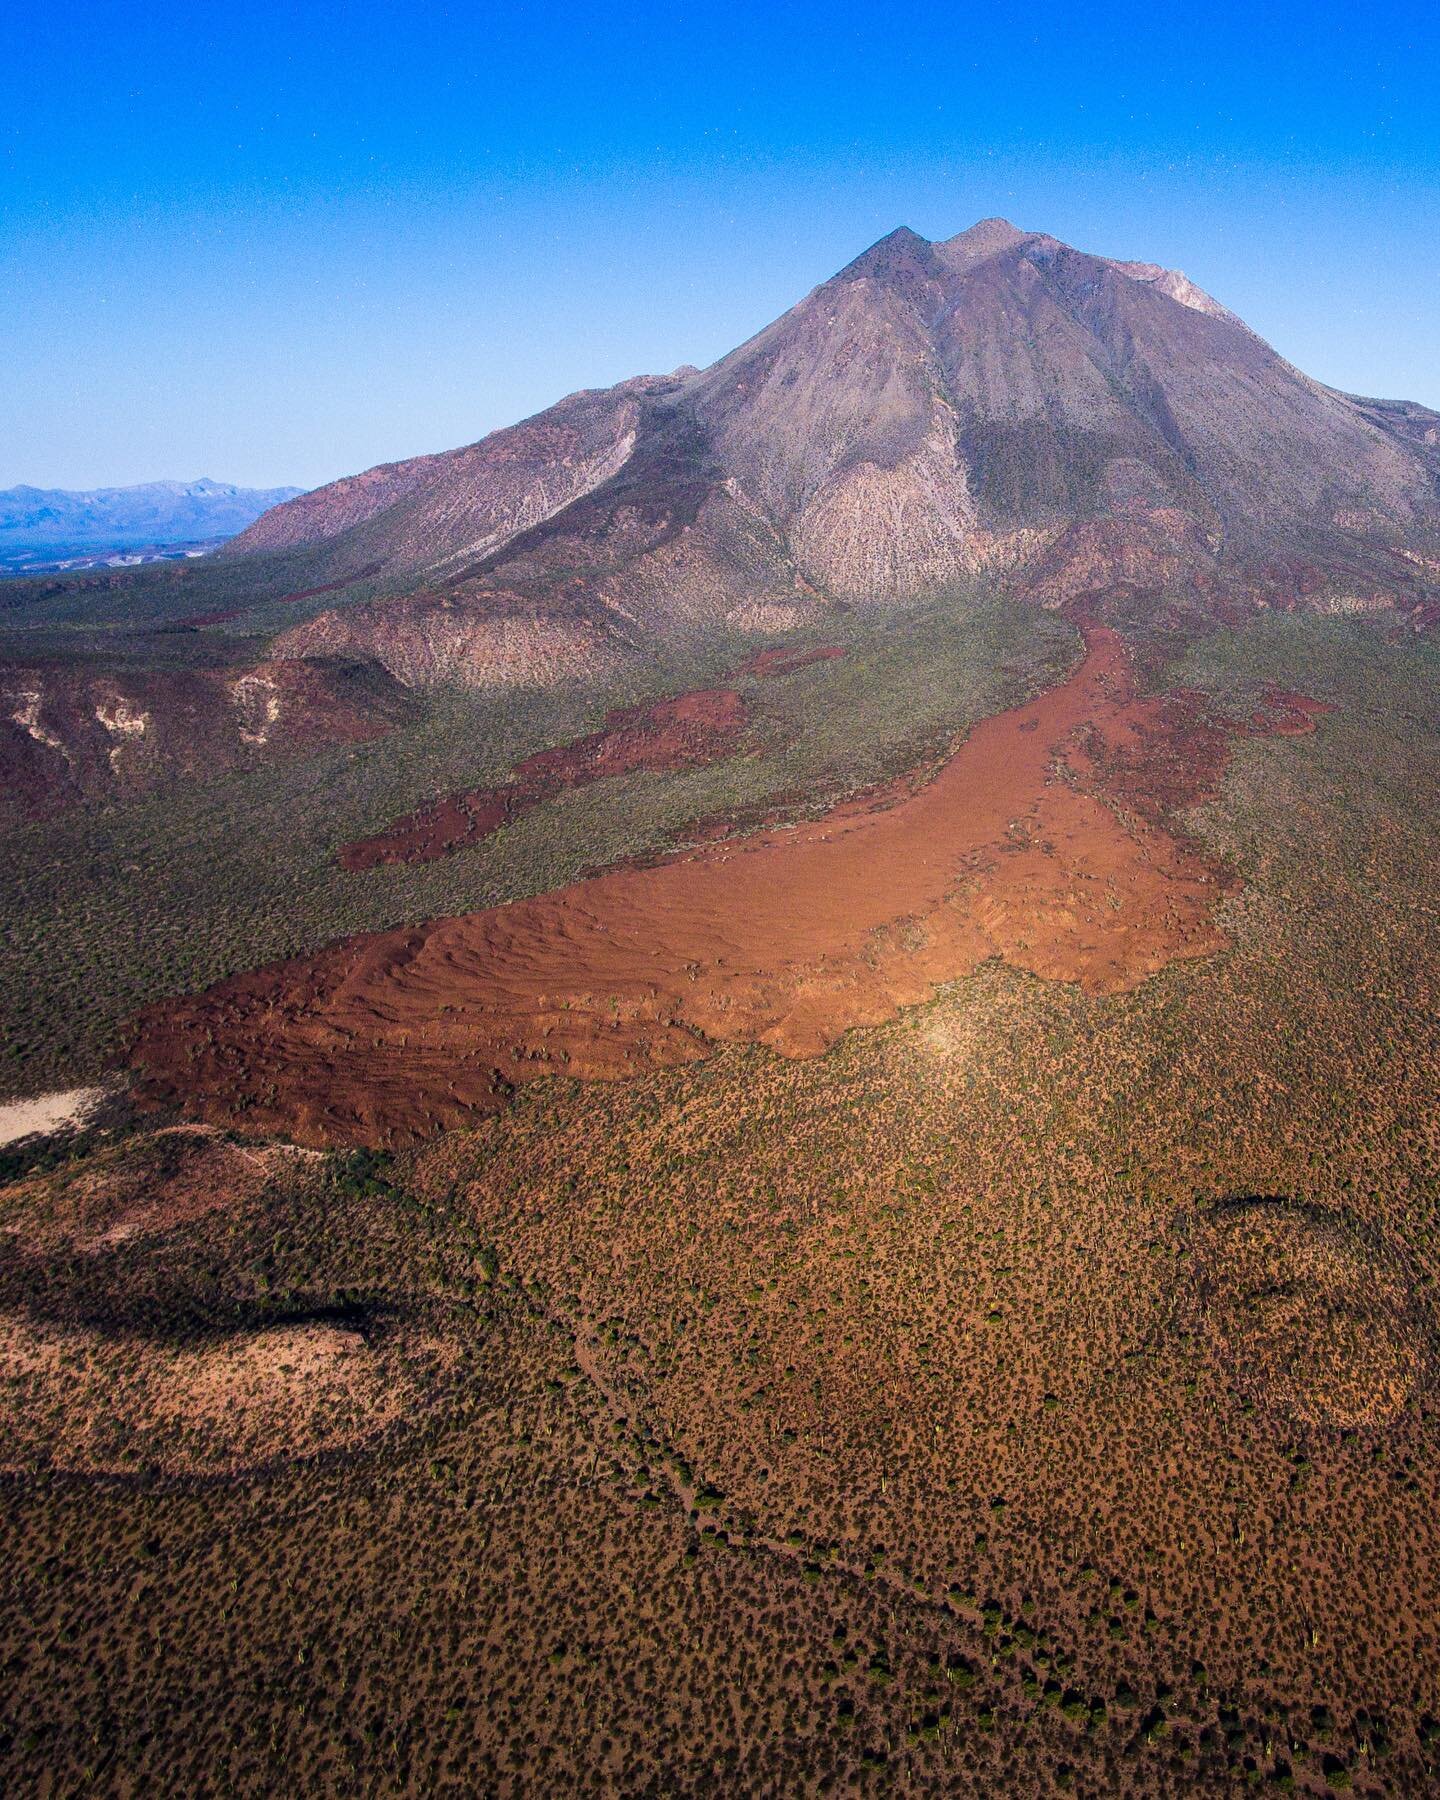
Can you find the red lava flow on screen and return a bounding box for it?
[340,688,749,870]
[1249,685,1334,736]
[277,563,385,605]
[126,627,1307,1148]
[174,607,246,628]
[340,643,847,870]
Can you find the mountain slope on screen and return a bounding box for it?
[220,220,1440,684]
[226,379,673,580]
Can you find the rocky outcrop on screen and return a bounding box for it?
[271,584,633,690]
[0,656,415,826]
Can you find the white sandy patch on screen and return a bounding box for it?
[230,672,282,746]
[7,688,67,755]
[0,1086,108,1149]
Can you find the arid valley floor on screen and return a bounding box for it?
[3,588,1438,1794]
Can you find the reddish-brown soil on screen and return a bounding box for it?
[1250,683,1334,735]
[339,687,750,870]
[516,687,747,783]
[739,644,848,678]
[340,789,512,870]
[132,629,1268,1146]
[173,606,246,628]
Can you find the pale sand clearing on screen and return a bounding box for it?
[0,1086,109,1149]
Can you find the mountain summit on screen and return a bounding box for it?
[231,220,1440,686]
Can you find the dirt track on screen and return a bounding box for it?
[130,629,1243,1146]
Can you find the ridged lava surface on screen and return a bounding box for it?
[130,629,1247,1146]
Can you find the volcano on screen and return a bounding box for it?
[231,217,1440,687]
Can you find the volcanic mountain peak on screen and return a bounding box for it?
[834,224,938,281]
[835,218,1230,322]
[224,216,1440,690]
[834,220,1048,292]
[936,215,1040,262]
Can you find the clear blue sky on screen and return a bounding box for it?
[2,0,1436,490]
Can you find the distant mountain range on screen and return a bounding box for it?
[0,478,305,571]
[227,217,1440,689]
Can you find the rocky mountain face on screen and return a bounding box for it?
[229,217,1440,687]
[0,479,305,566]
[230,384,658,582]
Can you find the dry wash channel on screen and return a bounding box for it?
[129,628,1256,1146]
